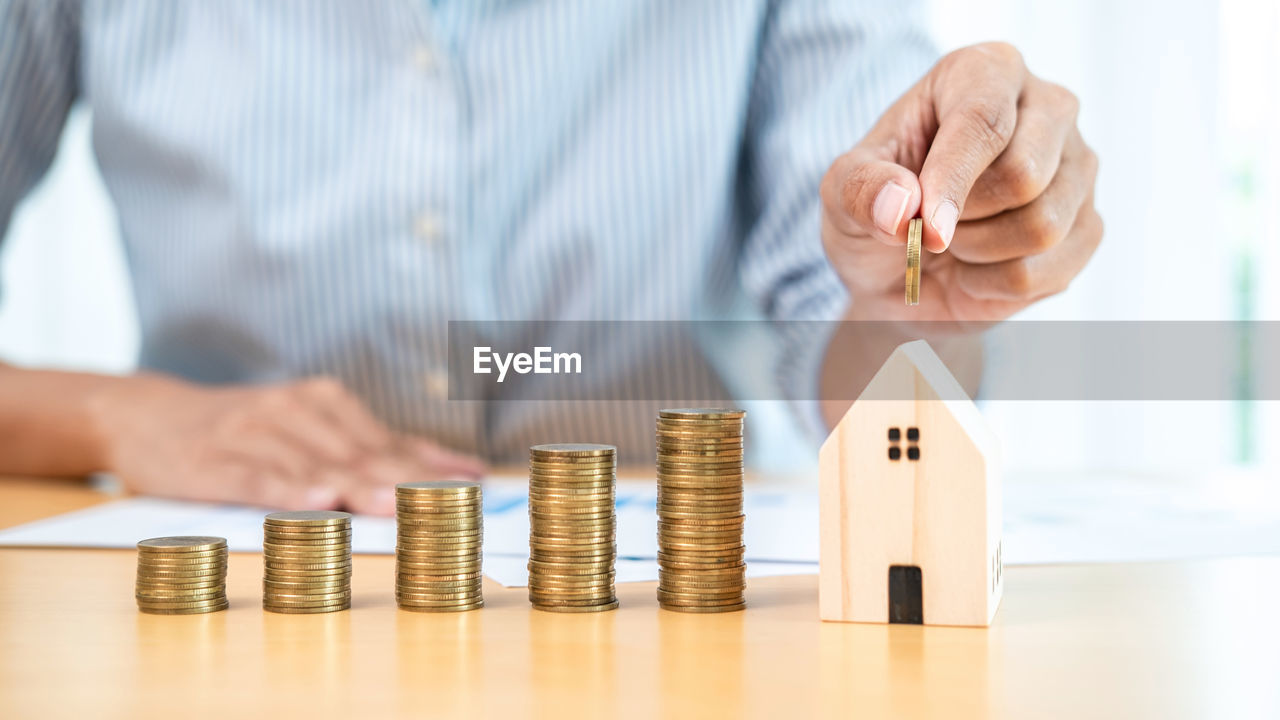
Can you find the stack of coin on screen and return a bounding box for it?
[135,536,229,615]
[527,443,618,612]
[905,217,922,306]
[262,511,352,614]
[395,480,484,612]
[656,408,747,613]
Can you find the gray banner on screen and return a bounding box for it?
[446,321,1272,401]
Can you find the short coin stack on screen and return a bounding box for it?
[135,536,229,614]
[262,510,352,614]
[527,443,619,612]
[395,480,484,612]
[656,408,747,613]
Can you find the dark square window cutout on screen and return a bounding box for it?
[907,427,920,441]
[907,446,920,461]
[888,427,901,441]
[888,446,902,461]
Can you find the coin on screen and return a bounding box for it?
[137,536,227,553]
[265,603,351,614]
[906,216,922,306]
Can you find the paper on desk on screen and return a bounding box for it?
[0,476,822,586]
[3,470,1280,587]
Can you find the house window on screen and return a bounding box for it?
[888,427,921,462]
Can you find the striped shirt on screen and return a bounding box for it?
[0,0,935,463]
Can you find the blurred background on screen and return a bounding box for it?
[2,0,1278,475]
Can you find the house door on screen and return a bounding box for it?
[888,565,923,624]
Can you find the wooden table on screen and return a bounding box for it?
[1,476,1278,719]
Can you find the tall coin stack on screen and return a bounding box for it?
[135,536,229,615]
[262,510,353,614]
[527,443,619,613]
[395,480,484,612]
[656,408,747,613]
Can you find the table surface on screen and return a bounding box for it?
[1,475,1278,719]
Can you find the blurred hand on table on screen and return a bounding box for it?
[89,375,485,515]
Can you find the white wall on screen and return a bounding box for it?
[933,0,1279,472]
[0,109,136,373]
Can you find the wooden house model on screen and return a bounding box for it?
[818,340,1003,626]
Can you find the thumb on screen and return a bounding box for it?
[821,147,922,245]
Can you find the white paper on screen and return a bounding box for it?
[3,470,1279,587]
[0,475,823,586]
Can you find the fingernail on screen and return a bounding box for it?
[303,486,338,509]
[872,182,912,235]
[930,200,960,250]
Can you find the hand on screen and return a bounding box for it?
[88,374,485,514]
[820,42,1102,323]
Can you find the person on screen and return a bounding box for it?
[0,1,1101,515]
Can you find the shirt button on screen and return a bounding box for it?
[412,46,438,72]
[424,369,450,400]
[414,212,444,244]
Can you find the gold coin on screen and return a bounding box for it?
[136,550,229,563]
[396,479,480,492]
[136,596,231,609]
[658,408,745,420]
[138,601,229,615]
[527,590,616,601]
[395,509,482,519]
[264,597,352,605]
[528,576,614,586]
[137,536,227,552]
[529,457,617,468]
[262,549,351,561]
[263,564,353,574]
[264,510,352,527]
[530,442,616,456]
[658,518,745,530]
[138,605,229,615]
[263,599,350,609]
[395,559,481,569]
[135,570,227,582]
[657,590,745,603]
[659,584,746,598]
[264,559,353,571]
[906,216,922,306]
[531,600,619,613]
[396,579,483,591]
[660,602,746,614]
[395,494,481,504]
[656,434,744,444]
[135,580,225,593]
[395,547,483,557]
[397,597,484,607]
[136,590,227,603]
[396,542,482,553]
[396,599,481,609]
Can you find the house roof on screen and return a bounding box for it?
[849,340,999,458]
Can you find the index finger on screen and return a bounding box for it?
[919,43,1027,252]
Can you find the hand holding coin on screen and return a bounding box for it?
[818,42,1102,321]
